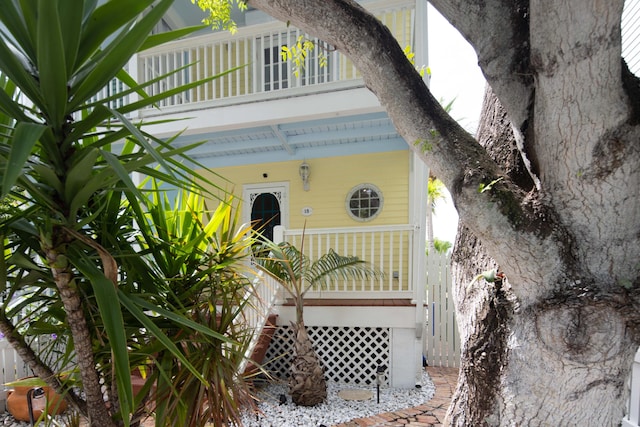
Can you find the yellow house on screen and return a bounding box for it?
[125,0,430,388]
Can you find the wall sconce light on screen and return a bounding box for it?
[299,161,310,191]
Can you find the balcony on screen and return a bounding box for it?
[274,224,419,301]
[94,0,417,117]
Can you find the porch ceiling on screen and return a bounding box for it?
[176,112,408,168]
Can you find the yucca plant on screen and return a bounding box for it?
[131,186,259,426]
[254,235,381,407]
[0,1,237,426]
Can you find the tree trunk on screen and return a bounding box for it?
[448,88,640,425]
[44,233,117,427]
[0,313,87,414]
[289,320,327,407]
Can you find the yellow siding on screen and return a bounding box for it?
[197,150,410,229]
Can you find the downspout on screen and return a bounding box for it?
[410,151,429,384]
[411,0,430,385]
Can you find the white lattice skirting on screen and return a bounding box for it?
[263,325,390,386]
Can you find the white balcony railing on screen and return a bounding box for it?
[275,224,416,299]
[94,0,416,114]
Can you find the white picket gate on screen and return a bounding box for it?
[0,339,32,411]
[424,253,460,368]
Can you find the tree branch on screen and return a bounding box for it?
[248,0,568,295]
[0,310,88,415]
[429,0,533,130]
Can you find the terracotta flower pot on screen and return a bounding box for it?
[6,377,68,422]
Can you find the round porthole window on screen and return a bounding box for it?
[346,184,383,221]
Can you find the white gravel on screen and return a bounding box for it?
[242,370,435,427]
[0,372,435,427]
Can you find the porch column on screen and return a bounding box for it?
[127,54,140,120]
[414,0,430,88]
[410,150,429,385]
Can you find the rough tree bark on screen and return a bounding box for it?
[248,0,640,424]
[44,228,117,427]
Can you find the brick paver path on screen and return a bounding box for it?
[332,367,459,427]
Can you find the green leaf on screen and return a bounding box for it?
[67,167,118,221]
[76,0,153,67]
[114,68,150,105]
[109,110,173,177]
[0,36,42,108]
[100,150,146,204]
[138,25,209,52]
[0,83,30,122]
[31,163,64,194]
[57,0,83,74]
[36,0,67,127]
[0,1,36,61]
[69,247,133,425]
[63,104,112,145]
[69,0,174,109]
[2,122,45,197]
[118,292,209,384]
[64,147,100,204]
[116,66,243,115]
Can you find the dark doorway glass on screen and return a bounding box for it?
[251,193,281,242]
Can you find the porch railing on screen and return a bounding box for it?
[98,0,416,114]
[275,224,415,298]
[237,271,280,373]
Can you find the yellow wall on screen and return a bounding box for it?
[197,150,410,229]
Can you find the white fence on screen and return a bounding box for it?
[0,340,32,411]
[424,253,460,368]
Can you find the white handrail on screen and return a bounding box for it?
[278,224,415,295]
[237,270,280,374]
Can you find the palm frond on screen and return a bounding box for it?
[305,249,381,293]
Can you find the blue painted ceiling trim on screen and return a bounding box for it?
[173,111,410,169]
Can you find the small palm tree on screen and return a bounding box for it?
[254,235,380,407]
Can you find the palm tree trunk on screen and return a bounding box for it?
[45,244,117,427]
[289,319,327,407]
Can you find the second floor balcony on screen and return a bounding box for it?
[98,0,421,118]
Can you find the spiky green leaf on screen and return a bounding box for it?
[69,247,133,423]
[2,122,45,197]
[36,0,68,127]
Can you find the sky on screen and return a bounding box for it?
[426,4,486,244]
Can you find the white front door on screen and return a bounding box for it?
[242,182,289,242]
